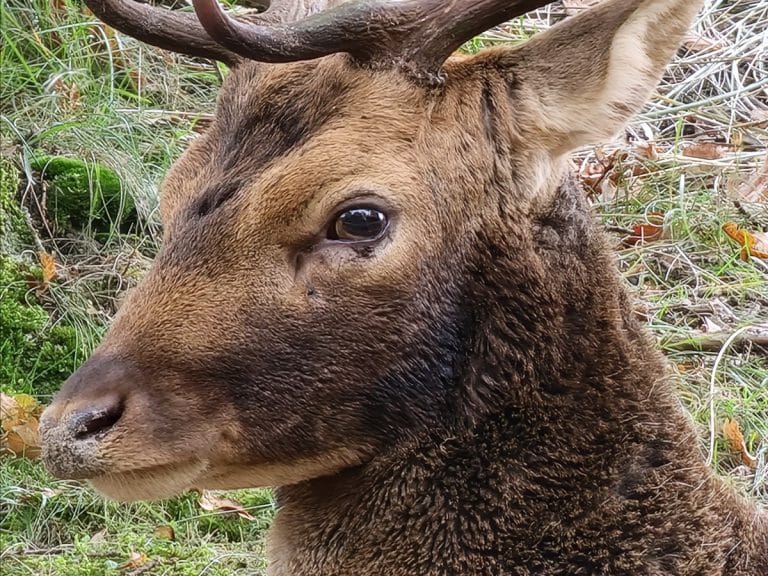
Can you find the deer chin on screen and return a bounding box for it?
[89,459,209,501]
[89,447,367,501]
[196,447,369,491]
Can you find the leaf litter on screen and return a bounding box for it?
[1,393,44,458]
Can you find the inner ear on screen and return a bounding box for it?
[482,0,703,155]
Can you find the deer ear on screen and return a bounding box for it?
[497,0,701,155]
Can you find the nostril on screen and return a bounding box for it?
[72,401,124,440]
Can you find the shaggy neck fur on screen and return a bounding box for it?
[267,178,767,576]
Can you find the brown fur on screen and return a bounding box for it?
[40,0,767,574]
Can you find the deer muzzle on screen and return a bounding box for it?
[39,355,134,479]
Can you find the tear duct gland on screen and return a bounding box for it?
[39,0,767,575]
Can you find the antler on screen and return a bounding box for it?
[84,0,237,63]
[86,0,558,80]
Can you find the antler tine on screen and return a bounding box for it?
[83,0,239,63]
[192,0,348,62]
[192,0,559,81]
[192,0,371,63]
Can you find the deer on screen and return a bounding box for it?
[39,0,767,574]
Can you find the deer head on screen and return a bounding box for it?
[40,0,704,502]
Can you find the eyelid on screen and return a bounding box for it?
[331,192,393,215]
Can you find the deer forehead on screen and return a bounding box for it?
[161,58,499,244]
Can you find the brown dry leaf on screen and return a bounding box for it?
[580,149,623,197]
[580,147,653,202]
[675,362,695,373]
[39,251,58,286]
[198,491,255,520]
[5,417,41,458]
[722,419,757,469]
[722,222,768,261]
[153,525,175,541]
[682,142,729,160]
[622,213,666,246]
[1,393,44,458]
[701,317,724,334]
[0,392,17,421]
[634,140,658,161]
[90,528,108,544]
[68,82,81,106]
[734,155,768,203]
[579,159,608,194]
[119,551,148,571]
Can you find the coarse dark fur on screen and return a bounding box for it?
[269,178,768,575]
[40,0,767,574]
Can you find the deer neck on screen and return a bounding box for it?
[266,178,763,576]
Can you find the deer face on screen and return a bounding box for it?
[40,0,704,501]
[40,58,493,500]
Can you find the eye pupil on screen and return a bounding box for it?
[333,208,387,241]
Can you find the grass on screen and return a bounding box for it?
[606,176,768,502]
[1,0,766,574]
[1,458,273,575]
[1,0,217,395]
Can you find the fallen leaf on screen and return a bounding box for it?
[622,213,666,246]
[580,149,624,198]
[153,525,175,541]
[39,251,58,286]
[722,222,768,260]
[733,155,768,203]
[682,142,729,160]
[5,417,41,458]
[722,419,757,469]
[0,393,44,458]
[119,551,148,571]
[198,491,255,520]
[90,528,108,544]
[675,362,696,373]
[634,140,658,161]
[7,393,38,414]
[701,317,724,334]
[0,393,16,421]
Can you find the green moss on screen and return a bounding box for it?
[30,155,136,232]
[0,157,30,255]
[0,258,84,396]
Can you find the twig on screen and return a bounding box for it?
[662,326,768,352]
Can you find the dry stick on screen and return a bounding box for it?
[663,326,768,352]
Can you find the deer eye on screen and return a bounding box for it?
[329,207,388,241]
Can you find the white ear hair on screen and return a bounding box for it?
[503,0,705,154]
